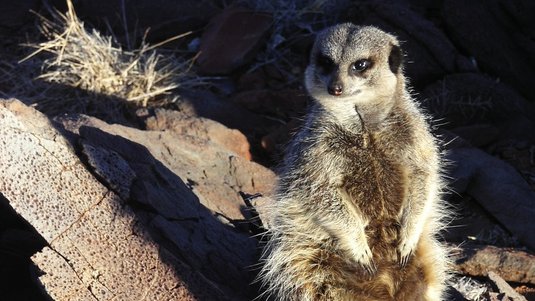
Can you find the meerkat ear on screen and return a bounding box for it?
[388,44,403,74]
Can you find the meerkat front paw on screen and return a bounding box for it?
[350,243,376,275]
[397,234,418,268]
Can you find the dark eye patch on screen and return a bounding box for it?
[350,59,372,74]
[316,53,335,73]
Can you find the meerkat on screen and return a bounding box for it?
[258,23,450,301]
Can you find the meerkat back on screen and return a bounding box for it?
[258,23,450,301]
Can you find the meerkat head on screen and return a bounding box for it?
[305,23,403,122]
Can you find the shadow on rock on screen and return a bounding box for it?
[70,124,263,300]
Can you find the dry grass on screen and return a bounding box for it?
[22,0,196,108]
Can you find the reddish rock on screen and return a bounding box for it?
[58,113,276,221]
[198,7,272,75]
[55,111,277,299]
[145,108,252,160]
[451,243,535,285]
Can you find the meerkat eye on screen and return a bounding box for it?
[316,54,335,72]
[351,59,372,73]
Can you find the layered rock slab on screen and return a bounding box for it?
[0,99,197,300]
[0,99,275,300]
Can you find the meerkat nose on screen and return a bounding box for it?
[328,83,343,96]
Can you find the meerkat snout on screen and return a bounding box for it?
[328,78,343,96]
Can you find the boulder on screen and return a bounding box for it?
[0,99,196,300]
[0,98,277,300]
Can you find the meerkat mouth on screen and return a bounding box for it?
[325,89,361,99]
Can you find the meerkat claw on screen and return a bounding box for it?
[398,249,413,268]
[363,261,377,275]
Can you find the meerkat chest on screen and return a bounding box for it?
[329,125,412,219]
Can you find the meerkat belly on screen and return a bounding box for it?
[343,146,407,256]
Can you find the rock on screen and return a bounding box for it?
[451,243,535,285]
[489,293,514,301]
[60,115,273,298]
[0,99,197,300]
[488,271,529,301]
[197,7,272,75]
[0,0,40,29]
[420,73,532,129]
[343,1,474,89]
[81,143,137,200]
[145,108,253,160]
[58,113,276,222]
[443,0,535,100]
[447,146,535,250]
[0,98,274,300]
